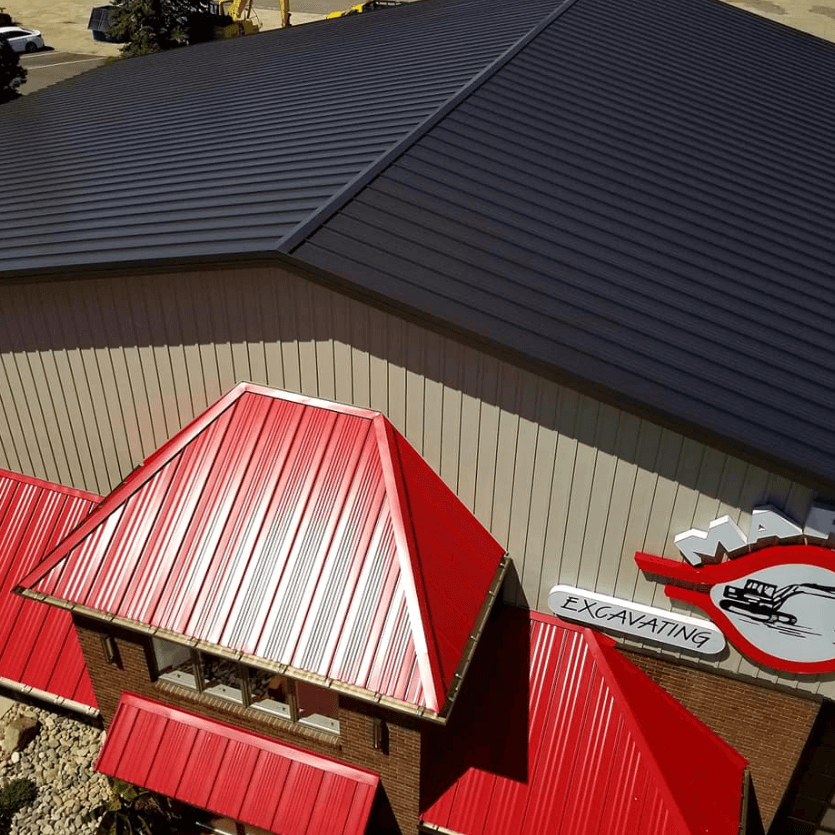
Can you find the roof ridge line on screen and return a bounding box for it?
[372,414,445,713]
[277,0,583,256]
[582,631,714,835]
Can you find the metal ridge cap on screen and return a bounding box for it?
[277,0,583,256]
[14,385,247,593]
[372,414,445,713]
[584,630,743,835]
[580,632,695,835]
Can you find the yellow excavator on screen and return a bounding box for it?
[211,0,263,37]
[326,0,403,18]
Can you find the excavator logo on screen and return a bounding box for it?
[635,544,835,674]
[719,579,835,627]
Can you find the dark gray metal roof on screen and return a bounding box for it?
[0,0,559,272]
[290,0,835,486]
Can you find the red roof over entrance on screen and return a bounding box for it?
[0,469,98,711]
[19,384,505,717]
[97,692,379,835]
[421,609,748,835]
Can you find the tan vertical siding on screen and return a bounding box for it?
[0,263,823,696]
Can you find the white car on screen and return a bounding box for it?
[0,26,44,53]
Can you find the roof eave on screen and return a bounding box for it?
[16,587,453,724]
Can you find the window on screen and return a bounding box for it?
[152,638,199,688]
[152,638,340,734]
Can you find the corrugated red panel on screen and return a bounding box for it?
[0,469,99,709]
[97,692,379,835]
[20,384,505,714]
[420,608,748,835]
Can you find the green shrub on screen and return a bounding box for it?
[0,778,37,814]
[0,778,37,835]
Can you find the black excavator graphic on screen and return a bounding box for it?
[719,579,835,626]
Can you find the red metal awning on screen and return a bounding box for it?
[96,692,379,835]
[421,608,748,835]
[19,384,505,716]
[0,469,99,711]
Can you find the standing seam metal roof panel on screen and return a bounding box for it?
[0,469,99,710]
[96,692,379,835]
[18,384,505,717]
[0,0,564,273]
[419,608,748,835]
[291,0,835,488]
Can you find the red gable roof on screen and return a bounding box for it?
[19,384,505,716]
[0,469,99,711]
[97,693,379,835]
[421,609,748,835]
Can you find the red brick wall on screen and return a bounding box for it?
[622,649,820,829]
[74,616,423,835]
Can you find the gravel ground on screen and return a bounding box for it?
[0,702,108,835]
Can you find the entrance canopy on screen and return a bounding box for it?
[97,692,379,835]
[421,609,749,835]
[0,469,98,711]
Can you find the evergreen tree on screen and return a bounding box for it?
[109,0,211,57]
[0,32,26,103]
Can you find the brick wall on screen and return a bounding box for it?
[74,615,423,835]
[622,649,820,829]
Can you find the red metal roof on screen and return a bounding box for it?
[19,384,505,716]
[97,692,379,835]
[0,469,99,710]
[421,608,748,835]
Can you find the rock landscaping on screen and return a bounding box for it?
[0,702,108,835]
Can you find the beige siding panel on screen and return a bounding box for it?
[575,404,620,594]
[310,282,336,403]
[533,387,580,611]
[350,299,372,410]
[0,262,831,697]
[439,342,463,492]
[471,357,499,534]
[0,327,49,479]
[221,275,253,389]
[22,283,83,487]
[421,331,444,477]
[330,292,354,407]
[593,411,642,597]
[516,380,559,608]
[296,280,321,399]
[558,395,601,589]
[502,370,539,605]
[154,279,194,434]
[139,281,181,444]
[3,290,63,483]
[385,317,407,436]
[455,347,483,514]
[612,421,665,602]
[259,276,287,392]
[368,306,389,416]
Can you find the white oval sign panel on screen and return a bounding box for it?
[548,585,726,655]
[708,562,835,664]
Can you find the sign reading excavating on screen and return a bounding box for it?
[548,586,726,655]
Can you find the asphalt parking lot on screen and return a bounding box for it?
[19,48,106,93]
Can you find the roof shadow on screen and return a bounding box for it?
[421,602,530,812]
